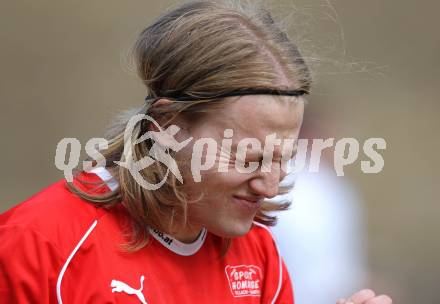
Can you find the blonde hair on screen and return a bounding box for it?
[68,0,311,251]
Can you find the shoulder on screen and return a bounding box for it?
[0,173,109,256]
[248,221,277,242]
[246,221,279,251]
[231,221,281,261]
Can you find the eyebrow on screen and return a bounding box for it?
[230,142,287,159]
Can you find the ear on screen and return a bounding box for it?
[147,98,175,130]
[151,98,173,108]
[147,98,189,133]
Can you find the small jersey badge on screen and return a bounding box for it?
[225,265,262,297]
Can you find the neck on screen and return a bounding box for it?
[169,223,204,243]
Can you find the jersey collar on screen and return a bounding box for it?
[149,227,208,256]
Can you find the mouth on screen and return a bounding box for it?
[232,195,264,211]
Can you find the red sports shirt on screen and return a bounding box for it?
[0,169,294,303]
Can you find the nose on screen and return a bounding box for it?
[248,163,282,199]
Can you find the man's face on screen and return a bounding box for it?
[176,95,304,238]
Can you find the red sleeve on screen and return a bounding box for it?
[275,258,294,303]
[0,225,63,303]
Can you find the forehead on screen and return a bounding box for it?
[211,94,304,141]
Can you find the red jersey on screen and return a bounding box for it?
[0,169,294,303]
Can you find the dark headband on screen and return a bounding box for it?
[144,88,308,103]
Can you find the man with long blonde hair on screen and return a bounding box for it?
[0,1,392,303]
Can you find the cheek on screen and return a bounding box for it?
[193,170,248,196]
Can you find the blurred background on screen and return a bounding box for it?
[1,0,439,303]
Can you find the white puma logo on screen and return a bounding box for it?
[110,275,147,304]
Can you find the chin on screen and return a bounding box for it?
[210,220,254,238]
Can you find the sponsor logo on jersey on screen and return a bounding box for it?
[110,275,148,304]
[151,228,173,246]
[225,265,262,297]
